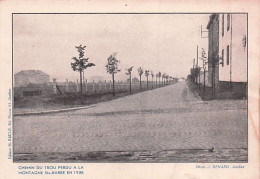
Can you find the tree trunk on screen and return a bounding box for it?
[140,75,142,90]
[159,78,160,87]
[198,68,200,91]
[147,76,148,89]
[152,77,153,89]
[130,73,131,93]
[204,69,206,93]
[112,73,115,96]
[80,70,83,94]
[79,70,83,105]
[82,70,84,85]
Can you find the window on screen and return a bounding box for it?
[227,14,230,31]
[222,14,224,36]
[221,49,224,67]
[227,45,229,65]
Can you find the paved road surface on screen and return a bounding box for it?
[14,82,247,162]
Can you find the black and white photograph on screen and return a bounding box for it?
[12,13,248,163]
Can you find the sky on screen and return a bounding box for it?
[13,14,209,82]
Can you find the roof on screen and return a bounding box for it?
[206,14,218,29]
[15,70,49,76]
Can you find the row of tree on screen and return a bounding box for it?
[71,45,174,96]
[189,48,208,92]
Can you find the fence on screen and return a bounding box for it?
[14,78,177,98]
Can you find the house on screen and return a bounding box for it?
[218,14,247,95]
[206,14,220,93]
[206,13,247,98]
[14,70,50,87]
[132,77,139,83]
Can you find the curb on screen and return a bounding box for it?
[185,82,203,101]
[14,104,96,116]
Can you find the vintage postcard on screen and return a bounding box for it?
[0,1,259,179]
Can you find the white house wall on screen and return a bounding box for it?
[232,14,247,82]
[219,14,231,82]
[218,14,247,83]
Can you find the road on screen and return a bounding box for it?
[14,82,247,162]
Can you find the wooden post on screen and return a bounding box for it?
[65,79,69,92]
[112,74,115,96]
[85,79,88,92]
[53,78,57,94]
[104,80,107,91]
[76,79,79,93]
[99,80,102,91]
[93,80,95,92]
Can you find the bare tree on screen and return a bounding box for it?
[125,66,134,93]
[71,44,95,94]
[105,53,121,96]
[138,67,144,90]
[145,70,150,89]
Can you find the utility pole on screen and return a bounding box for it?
[197,45,199,88]
[193,58,195,83]
[200,25,209,95]
[83,70,84,84]
[197,45,201,91]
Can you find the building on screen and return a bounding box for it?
[132,77,139,83]
[218,14,247,94]
[207,14,220,93]
[126,77,140,83]
[14,70,50,87]
[206,13,247,98]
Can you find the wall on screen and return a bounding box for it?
[198,70,210,86]
[14,71,50,87]
[218,14,247,82]
[232,14,247,82]
[207,14,219,87]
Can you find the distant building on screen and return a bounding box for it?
[132,77,139,83]
[14,70,50,87]
[178,77,186,82]
[88,76,105,82]
[126,77,140,83]
[218,14,247,92]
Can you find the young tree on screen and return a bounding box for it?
[166,75,169,84]
[145,70,150,89]
[125,66,134,93]
[201,48,208,92]
[137,67,144,90]
[105,53,121,96]
[169,76,173,84]
[156,73,159,87]
[162,73,166,85]
[157,72,161,86]
[151,71,154,89]
[71,44,95,94]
